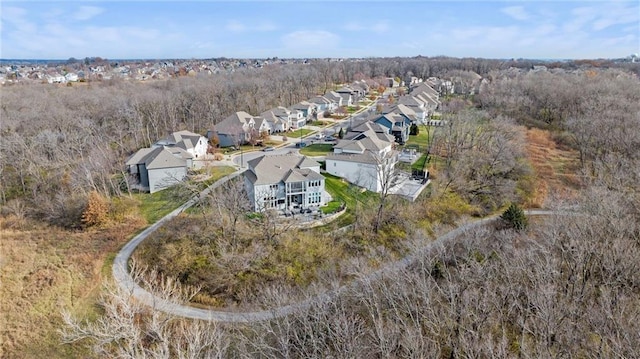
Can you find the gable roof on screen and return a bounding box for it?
[335,126,394,154]
[215,111,255,134]
[381,103,418,122]
[410,83,439,98]
[246,154,322,185]
[142,147,187,170]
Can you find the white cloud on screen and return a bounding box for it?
[501,6,530,21]
[344,21,389,34]
[281,30,340,56]
[1,6,37,33]
[73,6,104,21]
[255,22,277,32]
[226,20,246,32]
[225,20,276,32]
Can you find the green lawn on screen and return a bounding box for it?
[133,166,235,224]
[323,173,378,226]
[308,120,331,127]
[405,124,438,148]
[412,154,429,171]
[320,200,343,215]
[300,144,334,156]
[287,129,314,138]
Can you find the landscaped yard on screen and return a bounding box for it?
[299,144,334,156]
[287,128,314,138]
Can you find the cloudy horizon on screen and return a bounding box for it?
[1,1,638,60]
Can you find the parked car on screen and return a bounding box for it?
[262,146,275,152]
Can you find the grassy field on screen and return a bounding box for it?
[299,144,334,156]
[0,217,146,358]
[524,127,580,207]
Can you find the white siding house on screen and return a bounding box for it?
[244,154,326,212]
[155,130,209,159]
[325,122,397,193]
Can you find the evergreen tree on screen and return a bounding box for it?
[500,203,528,231]
[410,123,419,135]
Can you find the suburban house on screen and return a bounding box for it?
[260,110,289,133]
[380,103,418,123]
[335,87,356,106]
[410,84,441,115]
[308,95,336,116]
[244,154,326,212]
[261,106,307,131]
[372,112,412,144]
[326,122,397,193]
[350,80,370,97]
[410,82,439,100]
[398,95,427,123]
[214,111,268,147]
[125,146,191,193]
[154,130,208,159]
[323,91,344,108]
[290,101,318,121]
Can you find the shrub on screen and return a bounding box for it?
[81,191,110,227]
[410,123,419,135]
[500,203,528,231]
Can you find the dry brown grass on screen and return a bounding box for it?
[0,215,145,358]
[524,127,581,207]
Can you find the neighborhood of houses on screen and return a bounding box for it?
[124,76,445,215]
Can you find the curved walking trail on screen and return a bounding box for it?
[113,179,556,323]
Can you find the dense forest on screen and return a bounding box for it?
[1,57,639,358]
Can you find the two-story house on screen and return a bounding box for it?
[154,130,209,159]
[214,111,260,147]
[372,113,413,145]
[325,122,397,193]
[244,154,326,212]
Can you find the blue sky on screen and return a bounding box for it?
[1,1,638,60]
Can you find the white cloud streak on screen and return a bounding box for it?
[73,6,104,21]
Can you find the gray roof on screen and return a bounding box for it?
[308,96,331,105]
[166,146,194,160]
[246,153,322,185]
[126,148,154,166]
[410,83,439,98]
[142,147,187,170]
[215,111,255,134]
[166,130,203,145]
[335,128,394,154]
[326,152,378,165]
[381,103,417,121]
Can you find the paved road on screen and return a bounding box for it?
[113,203,558,323]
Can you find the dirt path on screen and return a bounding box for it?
[113,205,558,323]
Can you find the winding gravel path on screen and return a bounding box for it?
[112,178,555,323]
